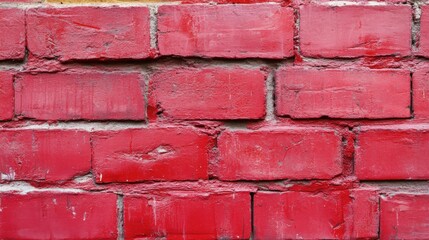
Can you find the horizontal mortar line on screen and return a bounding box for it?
[0,121,149,131]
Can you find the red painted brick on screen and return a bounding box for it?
[157,4,294,58]
[0,130,90,182]
[300,5,411,58]
[355,125,429,180]
[92,127,212,182]
[217,127,342,180]
[124,192,250,239]
[254,189,379,239]
[276,67,410,119]
[381,194,429,239]
[412,68,429,118]
[0,193,117,239]
[419,6,429,57]
[26,7,151,61]
[0,72,14,120]
[15,72,145,121]
[148,67,266,120]
[0,8,25,60]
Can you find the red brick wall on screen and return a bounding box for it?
[1,0,429,239]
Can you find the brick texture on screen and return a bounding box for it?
[158,4,294,58]
[92,127,212,182]
[0,193,117,239]
[0,130,91,182]
[27,7,151,61]
[276,67,410,119]
[254,189,379,239]
[217,127,342,180]
[0,72,14,120]
[0,8,25,60]
[0,1,426,238]
[355,124,429,180]
[124,192,251,239]
[148,67,266,120]
[381,194,429,239]
[300,5,412,58]
[15,72,145,120]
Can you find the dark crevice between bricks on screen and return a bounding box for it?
[378,193,385,238]
[250,192,255,240]
[117,194,124,240]
[410,71,415,118]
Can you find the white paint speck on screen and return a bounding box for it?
[1,168,16,181]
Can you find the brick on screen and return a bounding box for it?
[0,72,14,120]
[355,124,429,180]
[124,192,251,239]
[419,6,429,57]
[412,68,429,118]
[300,5,411,58]
[0,130,91,182]
[217,127,342,180]
[26,7,151,61]
[92,127,212,182]
[148,67,266,120]
[381,194,429,239]
[15,72,145,121]
[0,8,25,60]
[0,193,117,239]
[157,4,294,58]
[276,67,410,119]
[254,189,379,239]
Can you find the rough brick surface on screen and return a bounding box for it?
[0,72,14,120]
[276,67,411,119]
[254,190,379,239]
[217,127,342,180]
[15,72,145,120]
[300,5,412,58]
[158,4,294,58]
[0,193,117,239]
[92,127,212,182]
[148,67,266,120]
[0,130,91,182]
[27,7,151,61]
[355,125,429,180]
[124,192,251,239]
[381,194,429,239]
[0,8,25,60]
[0,1,426,238]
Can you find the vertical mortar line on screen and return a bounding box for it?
[412,1,422,53]
[293,6,301,57]
[250,192,255,240]
[141,72,150,124]
[117,194,125,240]
[265,70,276,121]
[149,5,159,52]
[352,127,359,176]
[23,7,29,67]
